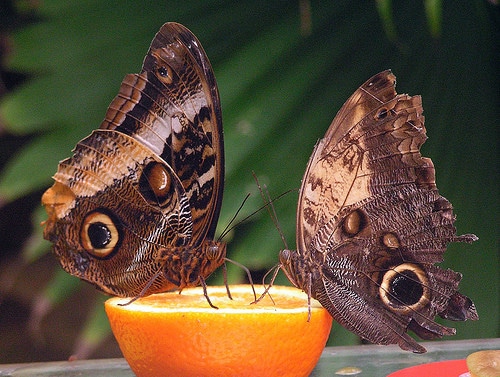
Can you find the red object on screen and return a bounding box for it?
[387,359,469,377]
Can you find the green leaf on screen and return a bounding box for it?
[424,0,442,38]
[41,268,82,305]
[0,126,83,202]
[376,0,397,41]
[71,295,112,359]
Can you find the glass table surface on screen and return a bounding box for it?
[0,338,498,377]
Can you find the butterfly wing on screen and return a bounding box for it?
[43,130,194,296]
[284,70,477,353]
[42,23,224,297]
[101,22,224,244]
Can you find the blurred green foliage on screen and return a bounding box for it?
[0,0,498,361]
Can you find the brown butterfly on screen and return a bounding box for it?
[279,70,478,353]
[42,23,225,303]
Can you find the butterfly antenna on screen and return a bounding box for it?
[216,192,259,301]
[217,180,293,242]
[217,173,294,304]
[250,172,297,305]
[252,171,289,250]
[217,193,251,241]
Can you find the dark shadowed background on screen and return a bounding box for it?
[0,0,498,363]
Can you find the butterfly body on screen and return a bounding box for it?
[42,23,224,298]
[280,71,478,353]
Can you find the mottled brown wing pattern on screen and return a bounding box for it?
[101,22,223,244]
[42,23,225,298]
[280,70,477,353]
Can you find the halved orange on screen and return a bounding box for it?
[105,285,333,377]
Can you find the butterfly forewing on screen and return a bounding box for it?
[42,23,225,298]
[101,22,224,243]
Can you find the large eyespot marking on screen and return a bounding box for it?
[379,263,429,313]
[139,161,174,206]
[342,209,367,236]
[80,210,121,259]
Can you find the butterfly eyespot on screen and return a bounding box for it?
[139,162,174,206]
[376,108,389,120]
[155,65,174,84]
[342,209,367,236]
[80,210,121,259]
[379,263,429,312]
[381,232,400,249]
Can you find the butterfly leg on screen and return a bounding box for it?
[199,276,218,309]
[251,263,282,305]
[224,257,258,302]
[221,262,233,300]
